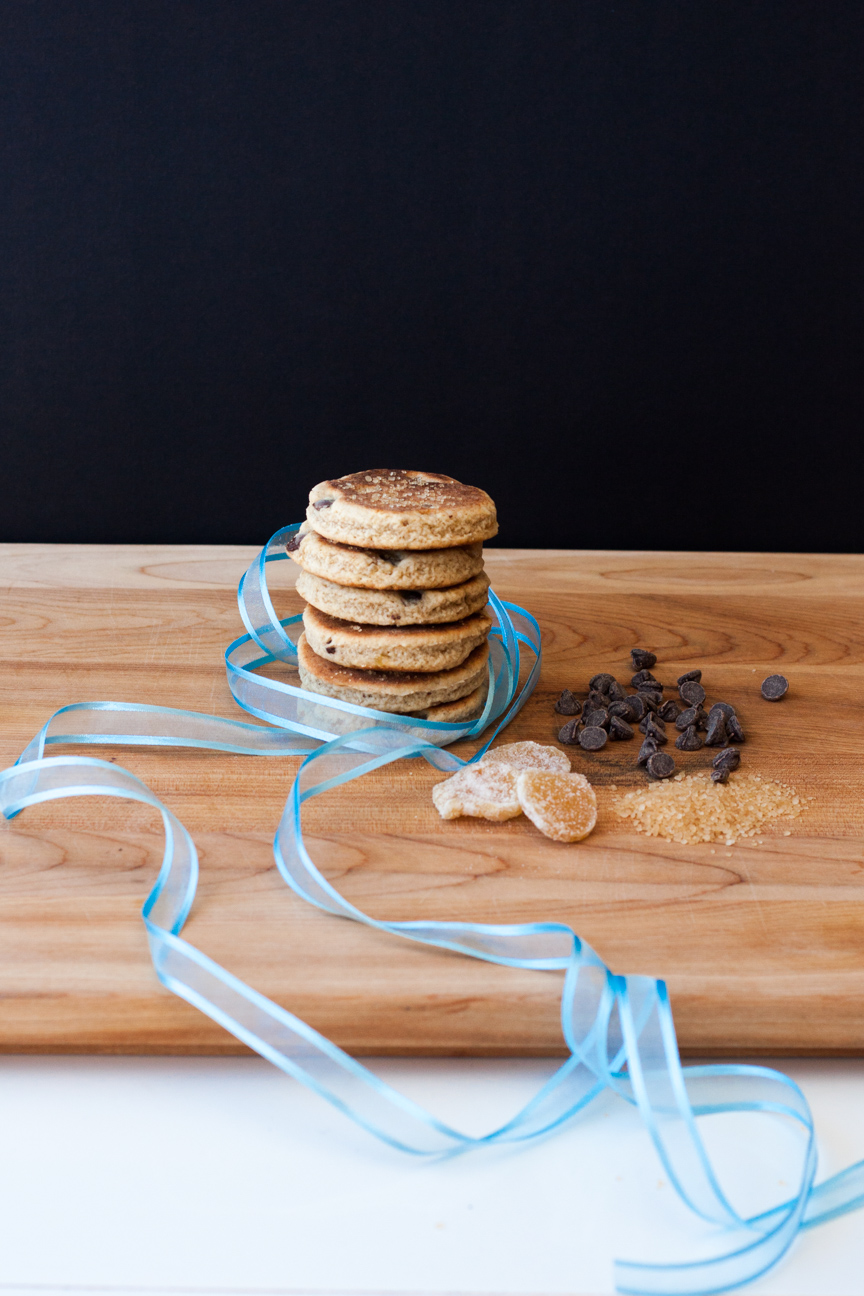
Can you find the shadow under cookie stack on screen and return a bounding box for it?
[287,470,499,722]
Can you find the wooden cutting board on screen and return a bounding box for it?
[1,543,863,1057]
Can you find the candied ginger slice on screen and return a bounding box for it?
[431,761,522,821]
[516,770,597,842]
[483,741,571,773]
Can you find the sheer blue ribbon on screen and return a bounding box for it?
[2,523,863,1295]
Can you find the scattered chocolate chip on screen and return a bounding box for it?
[579,726,608,751]
[640,715,668,744]
[285,533,303,553]
[711,768,730,784]
[636,737,659,765]
[609,699,636,722]
[401,590,422,602]
[631,669,659,688]
[675,725,703,751]
[647,751,676,780]
[679,680,706,707]
[583,708,610,730]
[589,673,616,694]
[609,715,635,741]
[704,711,728,747]
[558,718,582,745]
[761,674,789,701]
[630,649,657,671]
[627,694,648,722]
[607,679,627,703]
[587,690,609,710]
[325,645,336,654]
[313,499,333,509]
[676,669,702,685]
[638,691,663,713]
[713,747,741,771]
[554,690,582,716]
[709,702,737,720]
[676,706,709,732]
[726,714,745,743]
[659,700,683,723]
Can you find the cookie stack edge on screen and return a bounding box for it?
[287,470,497,719]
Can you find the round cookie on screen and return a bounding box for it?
[307,469,498,549]
[287,526,485,590]
[417,682,488,723]
[297,633,489,714]
[302,604,492,673]
[296,569,489,627]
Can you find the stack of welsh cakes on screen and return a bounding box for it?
[287,470,498,721]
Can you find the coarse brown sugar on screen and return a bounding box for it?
[612,772,803,844]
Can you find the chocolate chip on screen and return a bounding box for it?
[761,674,789,701]
[638,690,663,710]
[675,707,698,731]
[630,649,657,671]
[607,680,627,703]
[377,551,403,564]
[713,747,740,771]
[631,669,659,688]
[711,768,730,784]
[589,673,616,694]
[726,714,745,743]
[627,694,648,722]
[640,715,668,743]
[704,711,728,747]
[636,737,658,765]
[609,700,636,722]
[554,690,582,716]
[659,700,683,723]
[679,680,706,707]
[587,690,609,711]
[401,590,422,602]
[558,718,582,745]
[583,708,610,730]
[609,715,634,741]
[677,669,702,685]
[709,702,737,720]
[579,726,608,751]
[313,499,333,509]
[285,533,303,552]
[675,725,703,751]
[646,751,676,780]
[325,646,336,654]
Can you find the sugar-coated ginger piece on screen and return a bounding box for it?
[431,761,522,821]
[516,770,597,842]
[482,741,571,774]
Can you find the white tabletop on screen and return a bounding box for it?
[0,1055,862,1296]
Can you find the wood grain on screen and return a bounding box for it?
[1,543,863,1057]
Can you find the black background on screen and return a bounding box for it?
[1,1,862,550]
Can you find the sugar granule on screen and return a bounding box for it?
[613,772,803,845]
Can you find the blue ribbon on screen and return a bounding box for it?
[2,523,863,1295]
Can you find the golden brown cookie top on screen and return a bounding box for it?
[311,469,489,513]
[306,469,498,549]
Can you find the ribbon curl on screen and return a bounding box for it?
[2,524,863,1295]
